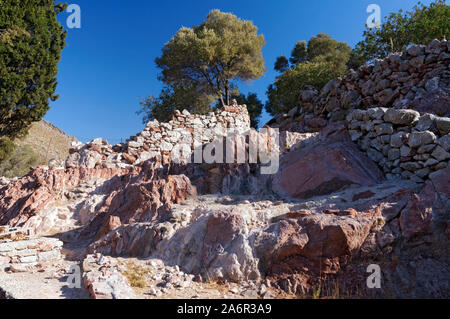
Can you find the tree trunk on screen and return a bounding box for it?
[225,82,229,106]
[219,95,225,107]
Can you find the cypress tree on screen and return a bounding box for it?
[0,0,67,138]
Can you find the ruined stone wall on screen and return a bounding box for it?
[270,39,449,132]
[0,227,63,270]
[347,107,449,182]
[66,105,250,169]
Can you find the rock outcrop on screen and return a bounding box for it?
[0,159,195,237]
[1,41,449,299]
[272,137,384,199]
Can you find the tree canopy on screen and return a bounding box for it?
[139,10,266,124]
[0,0,67,138]
[348,0,449,69]
[155,9,266,108]
[267,33,351,115]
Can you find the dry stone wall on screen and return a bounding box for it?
[347,107,449,182]
[0,226,63,271]
[270,40,449,132]
[66,105,250,169]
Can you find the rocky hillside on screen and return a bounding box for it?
[18,120,77,166]
[0,41,448,299]
[0,121,77,180]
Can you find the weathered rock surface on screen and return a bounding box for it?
[272,139,384,199]
[1,42,449,299]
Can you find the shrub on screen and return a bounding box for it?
[266,61,342,115]
[0,137,16,162]
[0,144,40,178]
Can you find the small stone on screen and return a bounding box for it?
[407,45,425,57]
[436,117,450,135]
[400,162,422,171]
[431,146,450,161]
[415,168,430,179]
[438,134,450,152]
[424,158,439,167]
[400,145,413,157]
[384,109,420,125]
[10,264,33,273]
[417,144,436,154]
[388,148,400,161]
[390,132,407,148]
[425,77,440,92]
[429,169,447,180]
[374,123,394,136]
[349,130,363,141]
[415,114,436,131]
[408,131,437,148]
[375,88,396,106]
[409,55,424,68]
[435,162,448,170]
[367,107,387,120]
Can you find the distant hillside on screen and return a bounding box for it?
[0,121,77,178]
[19,120,78,164]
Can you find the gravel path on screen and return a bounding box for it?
[0,261,90,299]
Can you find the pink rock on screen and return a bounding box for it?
[400,184,434,239]
[273,141,384,199]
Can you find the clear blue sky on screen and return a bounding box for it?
[46,0,436,143]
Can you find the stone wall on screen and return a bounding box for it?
[66,104,250,169]
[269,39,449,132]
[0,226,63,271]
[346,107,449,182]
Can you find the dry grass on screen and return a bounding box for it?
[0,121,77,178]
[17,120,77,165]
[123,262,150,289]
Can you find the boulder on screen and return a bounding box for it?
[399,185,434,239]
[272,141,384,199]
[262,214,376,277]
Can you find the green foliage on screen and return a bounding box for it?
[349,0,449,68]
[137,85,214,123]
[0,137,16,162]
[268,33,351,115]
[0,144,39,178]
[0,0,67,139]
[289,41,307,66]
[307,33,351,75]
[274,33,351,72]
[231,93,264,128]
[274,56,290,73]
[266,62,341,115]
[155,9,266,107]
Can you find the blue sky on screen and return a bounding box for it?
[47,0,436,143]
